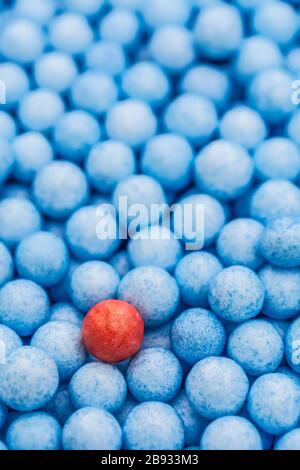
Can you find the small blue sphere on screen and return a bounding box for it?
[34,51,78,93]
[254,138,300,182]
[0,62,29,108]
[85,40,126,76]
[0,242,13,288]
[49,12,93,55]
[285,317,300,374]
[0,138,14,186]
[99,8,139,47]
[274,428,300,450]
[50,302,83,328]
[19,88,65,132]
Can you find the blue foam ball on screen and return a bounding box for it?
[175,252,223,307]
[31,321,87,380]
[0,111,16,140]
[194,3,243,60]
[126,347,182,402]
[0,62,29,108]
[228,319,284,376]
[34,51,77,93]
[0,324,22,360]
[43,382,75,425]
[259,265,300,320]
[0,346,59,411]
[99,8,139,47]
[12,132,53,183]
[141,0,191,28]
[260,217,300,268]
[123,402,184,450]
[16,231,69,287]
[208,266,265,322]
[247,373,300,435]
[69,362,127,412]
[250,180,300,225]
[219,106,267,151]
[142,323,171,351]
[0,241,13,288]
[274,429,300,450]
[128,225,182,273]
[86,140,136,193]
[186,357,249,419]
[254,138,300,182]
[62,407,122,450]
[13,0,56,25]
[49,12,93,55]
[50,302,83,328]
[195,140,254,201]
[170,308,226,365]
[19,88,65,132]
[118,266,179,327]
[164,94,217,145]
[64,0,105,16]
[106,99,157,147]
[0,18,45,64]
[0,138,14,186]
[141,133,193,192]
[33,161,89,220]
[114,394,137,426]
[285,317,300,374]
[217,218,264,270]
[200,416,263,450]
[0,279,50,336]
[85,40,126,76]
[69,261,120,312]
[71,71,118,115]
[6,412,61,450]
[65,206,120,261]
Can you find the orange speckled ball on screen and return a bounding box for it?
[82,299,144,363]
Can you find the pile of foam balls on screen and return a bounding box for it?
[1,0,300,452]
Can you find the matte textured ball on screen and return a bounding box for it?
[0,242,13,288]
[254,138,300,182]
[274,429,300,450]
[126,347,182,402]
[285,317,300,374]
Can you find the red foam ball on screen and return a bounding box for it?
[82,299,144,363]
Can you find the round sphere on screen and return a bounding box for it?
[123,402,184,450]
[195,140,253,201]
[6,412,61,450]
[62,407,122,450]
[0,324,22,358]
[141,133,193,192]
[33,161,88,219]
[0,18,45,64]
[126,347,182,402]
[43,382,74,426]
[13,0,56,25]
[285,317,300,374]
[49,12,93,55]
[200,416,262,450]
[208,266,265,322]
[69,362,127,412]
[31,321,87,380]
[0,139,14,186]
[254,137,300,182]
[173,193,226,247]
[219,106,267,150]
[170,308,226,365]
[118,266,180,327]
[34,51,77,93]
[19,89,65,132]
[149,25,194,73]
[247,373,300,435]
[64,0,105,16]
[69,261,119,312]
[99,8,139,47]
[0,62,29,108]
[260,217,300,268]
[249,68,294,124]
[0,242,13,288]
[175,252,223,307]
[106,99,157,147]
[16,231,69,287]
[128,225,183,272]
[142,323,171,351]
[216,218,264,270]
[113,174,166,230]
[54,110,101,164]
[71,71,117,115]
[65,205,120,261]
[0,111,16,140]
[141,0,191,28]
[82,299,144,363]
[259,265,300,320]
[250,180,300,225]
[164,94,217,145]
[275,429,300,450]
[85,40,126,76]
[181,65,231,110]
[228,319,284,376]
[0,346,58,411]
[86,140,136,193]
[235,35,282,82]
[0,279,49,336]
[13,132,53,183]
[194,3,243,60]
[186,357,249,419]
[122,61,170,108]
[50,302,83,328]
[0,197,41,248]
[252,1,298,46]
